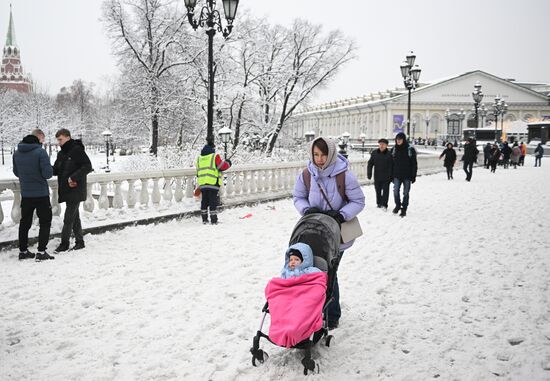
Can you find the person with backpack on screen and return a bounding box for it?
[534,142,544,167]
[461,138,479,182]
[53,128,93,253]
[439,142,457,180]
[390,132,417,217]
[367,138,393,210]
[13,129,54,261]
[293,136,365,329]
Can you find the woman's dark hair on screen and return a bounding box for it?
[312,139,329,155]
[447,143,453,149]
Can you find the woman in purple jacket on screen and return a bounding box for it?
[293,137,365,329]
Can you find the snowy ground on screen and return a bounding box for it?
[1,157,549,380]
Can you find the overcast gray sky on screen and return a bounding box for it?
[2,0,549,103]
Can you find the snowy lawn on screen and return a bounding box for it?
[1,157,549,380]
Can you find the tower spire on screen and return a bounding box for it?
[6,3,16,47]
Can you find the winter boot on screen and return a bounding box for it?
[54,243,70,253]
[35,251,55,261]
[18,250,35,260]
[70,242,85,251]
[400,208,407,218]
[392,206,400,214]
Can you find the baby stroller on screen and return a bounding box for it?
[250,213,342,375]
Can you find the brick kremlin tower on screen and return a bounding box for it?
[0,5,32,93]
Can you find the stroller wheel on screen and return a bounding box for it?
[251,349,268,366]
[302,359,318,375]
[325,335,334,347]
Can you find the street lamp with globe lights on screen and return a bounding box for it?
[359,132,366,158]
[218,126,232,159]
[339,131,351,158]
[472,82,484,136]
[304,131,315,143]
[400,51,422,138]
[184,0,239,145]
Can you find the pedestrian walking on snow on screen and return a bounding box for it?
[534,143,544,167]
[293,136,365,329]
[511,143,521,169]
[483,142,492,169]
[53,129,93,253]
[13,129,54,261]
[501,142,512,169]
[196,141,231,225]
[519,141,526,166]
[461,138,478,182]
[489,144,500,173]
[367,138,393,210]
[439,142,457,180]
[390,132,417,217]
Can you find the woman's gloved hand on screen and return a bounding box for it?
[304,207,322,215]
[325,210,345,224]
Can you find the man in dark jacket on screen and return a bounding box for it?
[462,138,479,182]
[483,142,491,168]
[367,138,393,210]
[53,129,93,252]
[501,141,512,169]
[13,129,54,261]
[390,132,417,217]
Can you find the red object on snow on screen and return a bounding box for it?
[240,213,253,219]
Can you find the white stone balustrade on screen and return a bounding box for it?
[0,155,443,227]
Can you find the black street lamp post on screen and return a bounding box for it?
[400,51,421,138]
[424,112,430,144]
[493,96,503,142]
[500,102,508,140]
[184,0,239,145]
[102,130,112,173]
[472,81,484,138]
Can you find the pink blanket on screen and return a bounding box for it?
[265,272,327,348]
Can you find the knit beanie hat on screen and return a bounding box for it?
[288,249,303,262]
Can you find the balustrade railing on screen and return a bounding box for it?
[0,155,442,227]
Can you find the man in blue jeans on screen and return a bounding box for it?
[390,132,417,218]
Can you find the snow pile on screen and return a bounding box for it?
[1,156,549,380]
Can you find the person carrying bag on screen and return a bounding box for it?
[293,136,365,329]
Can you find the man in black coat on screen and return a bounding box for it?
[53,129,93,252]
[390,132,417,217]
[501,142,512,169]
[483,142,491,168]
[462,138,479,182]
[367,138,393,210]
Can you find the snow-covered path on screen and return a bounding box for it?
[1,158,549,380]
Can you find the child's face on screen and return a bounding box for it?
[288,255,302,270]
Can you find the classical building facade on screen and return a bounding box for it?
[288,70,550,142]
[0,6,32,93]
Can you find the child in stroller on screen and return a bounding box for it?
[250,213,342,375]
